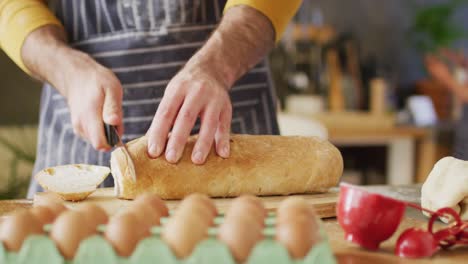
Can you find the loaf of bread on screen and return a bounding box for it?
[110,135,343,199]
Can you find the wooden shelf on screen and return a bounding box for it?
[329,126,431,145]
[327,126,435,185]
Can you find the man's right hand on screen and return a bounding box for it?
[22,25,123,151]
[59,51,124,151]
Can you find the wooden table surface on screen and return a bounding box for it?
[324,215,467,264]
[325,185,467,264]
[0,186,466,263]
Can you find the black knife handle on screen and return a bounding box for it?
[104,123,119,147]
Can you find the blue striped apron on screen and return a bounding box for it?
[27,0,280,197]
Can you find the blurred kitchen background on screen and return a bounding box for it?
[1,0,468,198]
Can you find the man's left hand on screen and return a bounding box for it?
[146,5,275,165]
[146,62,232,164]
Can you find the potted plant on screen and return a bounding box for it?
[409,0,468,121]
[410,0,467,53]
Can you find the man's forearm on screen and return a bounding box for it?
[22,24,125,150]
[21,25,92,97]
[22,25,67,81]
[186,5,275,88]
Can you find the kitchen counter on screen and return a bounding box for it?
[0,185,466,263]
[325,215,467,264]
[326,185,467,264]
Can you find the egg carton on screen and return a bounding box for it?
[1,213,336,264]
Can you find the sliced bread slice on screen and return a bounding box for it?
[35,164,110,202]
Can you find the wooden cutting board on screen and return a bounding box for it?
[34,188,339,218]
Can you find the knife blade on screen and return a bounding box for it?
[104,123,137,183]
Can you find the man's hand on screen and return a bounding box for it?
[421,157,468,221]
[59,51,123,151]
[147,64,232,164]
[22,26,123,150]
[147,5,275,164]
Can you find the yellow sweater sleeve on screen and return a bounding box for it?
[0,0,63,74]
[224,0,302,42]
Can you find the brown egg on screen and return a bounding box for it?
[134,193,169,216]
[235,195,267,216]
[75,204,108,231]
[162,210,209,258]
[182,193,217,216]
[218,213,263,262]
[50,210,93,259]
[226,200,266,227]
[126,202,162,235]
[105,212,145,257]
[275,217,320,259]
[37,200,67,218]
[30,206,56,225]
[174,204,213,233]
[175,194,217,225]
[175,201,211,223]
[277,197,316,224]
[0,210,43,251]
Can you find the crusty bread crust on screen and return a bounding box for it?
[53,191,93,202]
[111,135,343,199]
[35,164,110,202]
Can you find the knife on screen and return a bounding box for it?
[104,123,137,183]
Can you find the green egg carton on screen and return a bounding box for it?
[1,214,336,264]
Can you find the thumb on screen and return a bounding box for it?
[102,82,123,128]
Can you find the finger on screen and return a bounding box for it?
[116,122,125,137]
[165,94,205,163]
[85,110,111,151]
[70,113,85,139]
[84,99,110,151]
[215,103,232,158]
[102,80,124,130]
[191,105,221,164]
[147,87,184,158]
